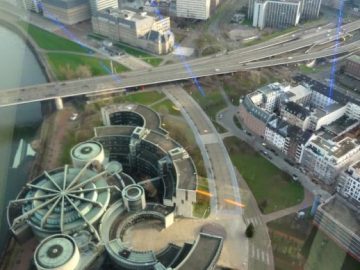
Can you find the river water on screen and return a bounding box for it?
[0,25,47,251]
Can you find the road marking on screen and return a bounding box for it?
[256,248,260,260]
[251,244,255,258]
[261,250,265,262]
[266,253,270,265]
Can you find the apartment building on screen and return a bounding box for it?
[301,136,360,184]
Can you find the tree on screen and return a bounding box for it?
[245,223,255,238]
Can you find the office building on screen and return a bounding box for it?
[92,8,174,54]
[301,0,322,20]
[89,0,118,14]
[249,0,321,29]
[42,0,91,25]
[253,0,301,29]
[176,0,211,20]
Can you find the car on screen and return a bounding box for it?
[245,131,252,137]
[288,56,293,60]
[262,142,267,147]
[215,68,220,72]
[70,113,78,121]
[292,174,299,181]
[218,113,223,119]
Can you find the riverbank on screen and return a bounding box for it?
[0,15,55,82]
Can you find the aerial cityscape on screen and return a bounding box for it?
[0,0,359,269]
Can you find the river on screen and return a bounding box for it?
[0,25,47,251]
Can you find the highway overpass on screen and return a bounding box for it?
[0,20,359,108]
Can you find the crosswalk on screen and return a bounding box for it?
[244,216,262,226]
[249,243,271,265]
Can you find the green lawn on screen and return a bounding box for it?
[20,22,91,53]
[193,177,210,218]
[114,91,165,105]
[151,99,181,116]
[245,27,297,46]
[47,53,129,80]
[299,64,323,74]
[189,89,227,121]
[114,42,163,66]
[233,115,242,130]
[224,137,304,214]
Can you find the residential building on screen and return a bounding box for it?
[301,136,360,184]
[340,160,360,204]
[308,103,347,131]
[294,74,360,120]
[239,94,275,136]
[238,83,285,136]
[301,0,322,20]
[92,8,174,54]
[176,0,211,20]
[281,101,311,130]
[265,117,289,151]
[344,54,360,80]
[42,0,91,25]
[89,0,118,15]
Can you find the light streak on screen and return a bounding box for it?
[223,198,246,208]
[327,0,345,106]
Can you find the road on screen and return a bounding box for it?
[163,85,248,269]
[0,15,360,107]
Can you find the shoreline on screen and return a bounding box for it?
[0,16,54,82]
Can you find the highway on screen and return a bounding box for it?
[0,19,359,107]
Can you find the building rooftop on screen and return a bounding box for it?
[286,85,311,102]
[243,95,275,123]
[320,195,360,238]
[176,233,223,270]
[293,74,360,106]
[267,117,289,137]
[98,7,160,22]
[42,0,88,9]
[283,101,311,120]
[347,54,360,64]
[349,160,360,176]
[310,136,358,159]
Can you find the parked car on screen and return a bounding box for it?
[70,113,78,121]
[292,174,299,181]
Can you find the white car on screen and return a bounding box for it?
[70,113,78,121]
[215,68,220,72]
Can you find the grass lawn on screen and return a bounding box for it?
[224,137,304,214]
[298,64,323,74]
[47,53,129,80]
[245,27,297,46]
[151,99,181,116]
[193,177,210,218]
[188,88,227,121]
[19,22,91,53]
[113,91,165,105]
[114,42,163,66]
[233,115,242,130]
